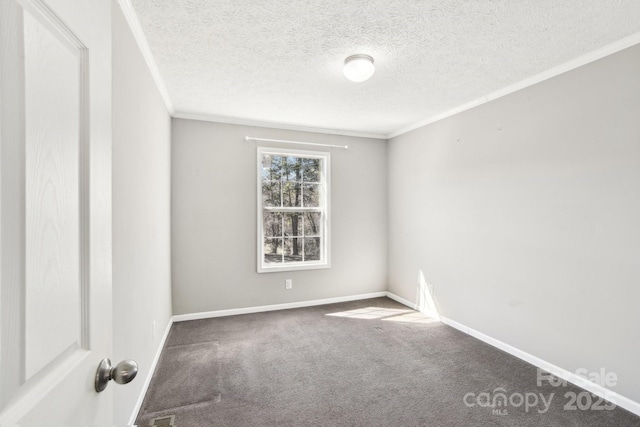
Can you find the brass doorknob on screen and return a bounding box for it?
[95,358,138,392]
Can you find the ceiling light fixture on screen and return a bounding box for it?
[343,54,375,83]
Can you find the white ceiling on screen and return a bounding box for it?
[129,0,640,138]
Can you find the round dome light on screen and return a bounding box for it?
[343,54,375,83]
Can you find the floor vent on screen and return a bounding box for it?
[149,415,175,426]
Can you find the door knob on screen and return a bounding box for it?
[95,358,138,392]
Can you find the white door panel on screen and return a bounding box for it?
[0,0,112,425]
[24,4,82,381]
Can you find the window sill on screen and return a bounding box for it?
[257,261,330,274]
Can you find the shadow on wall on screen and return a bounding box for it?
[417,270,440,320]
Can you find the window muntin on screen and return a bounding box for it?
[257,148,330,272]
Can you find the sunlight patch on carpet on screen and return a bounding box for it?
[326,306,413,320]
[382,311,439,324]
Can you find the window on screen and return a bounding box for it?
[257,147,330,273]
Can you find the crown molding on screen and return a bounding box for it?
[114,3,640,143]
[171,111,387,140]
[387,31,640,139]
[116,0,174,114]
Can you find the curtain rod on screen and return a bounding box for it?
[245,136,349,150]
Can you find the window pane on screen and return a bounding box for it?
[284,238,303,262]
[303,183,320,207]
[304,212,321,236]
[261,155,283,181]
[284,212,302,236]
[302,158,320,182]
[262,181,281,207]
[264,238,283,263]
[263,212,282,237]
[284,156,302,182]
[304,238,321,261]
[282,182,302,207]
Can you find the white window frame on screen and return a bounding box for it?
[257,147,331,273]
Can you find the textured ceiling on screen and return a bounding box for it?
[130,0,640,137]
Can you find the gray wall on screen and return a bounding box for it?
[112,3,172,424]
[171,119,387,314]
[388,44,640,402]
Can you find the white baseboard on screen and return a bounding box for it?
[128,318,174,426]
[129,291,384,424]
[130,291,640,420]
[385,291,418,310]
[439,316,640,418]
[385,291,640,417]
[172,292,388,322]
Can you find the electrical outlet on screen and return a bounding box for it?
[285,279,293,290]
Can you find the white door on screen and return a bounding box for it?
[0,0,113,425]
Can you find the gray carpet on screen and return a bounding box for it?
[136,297,640,426]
